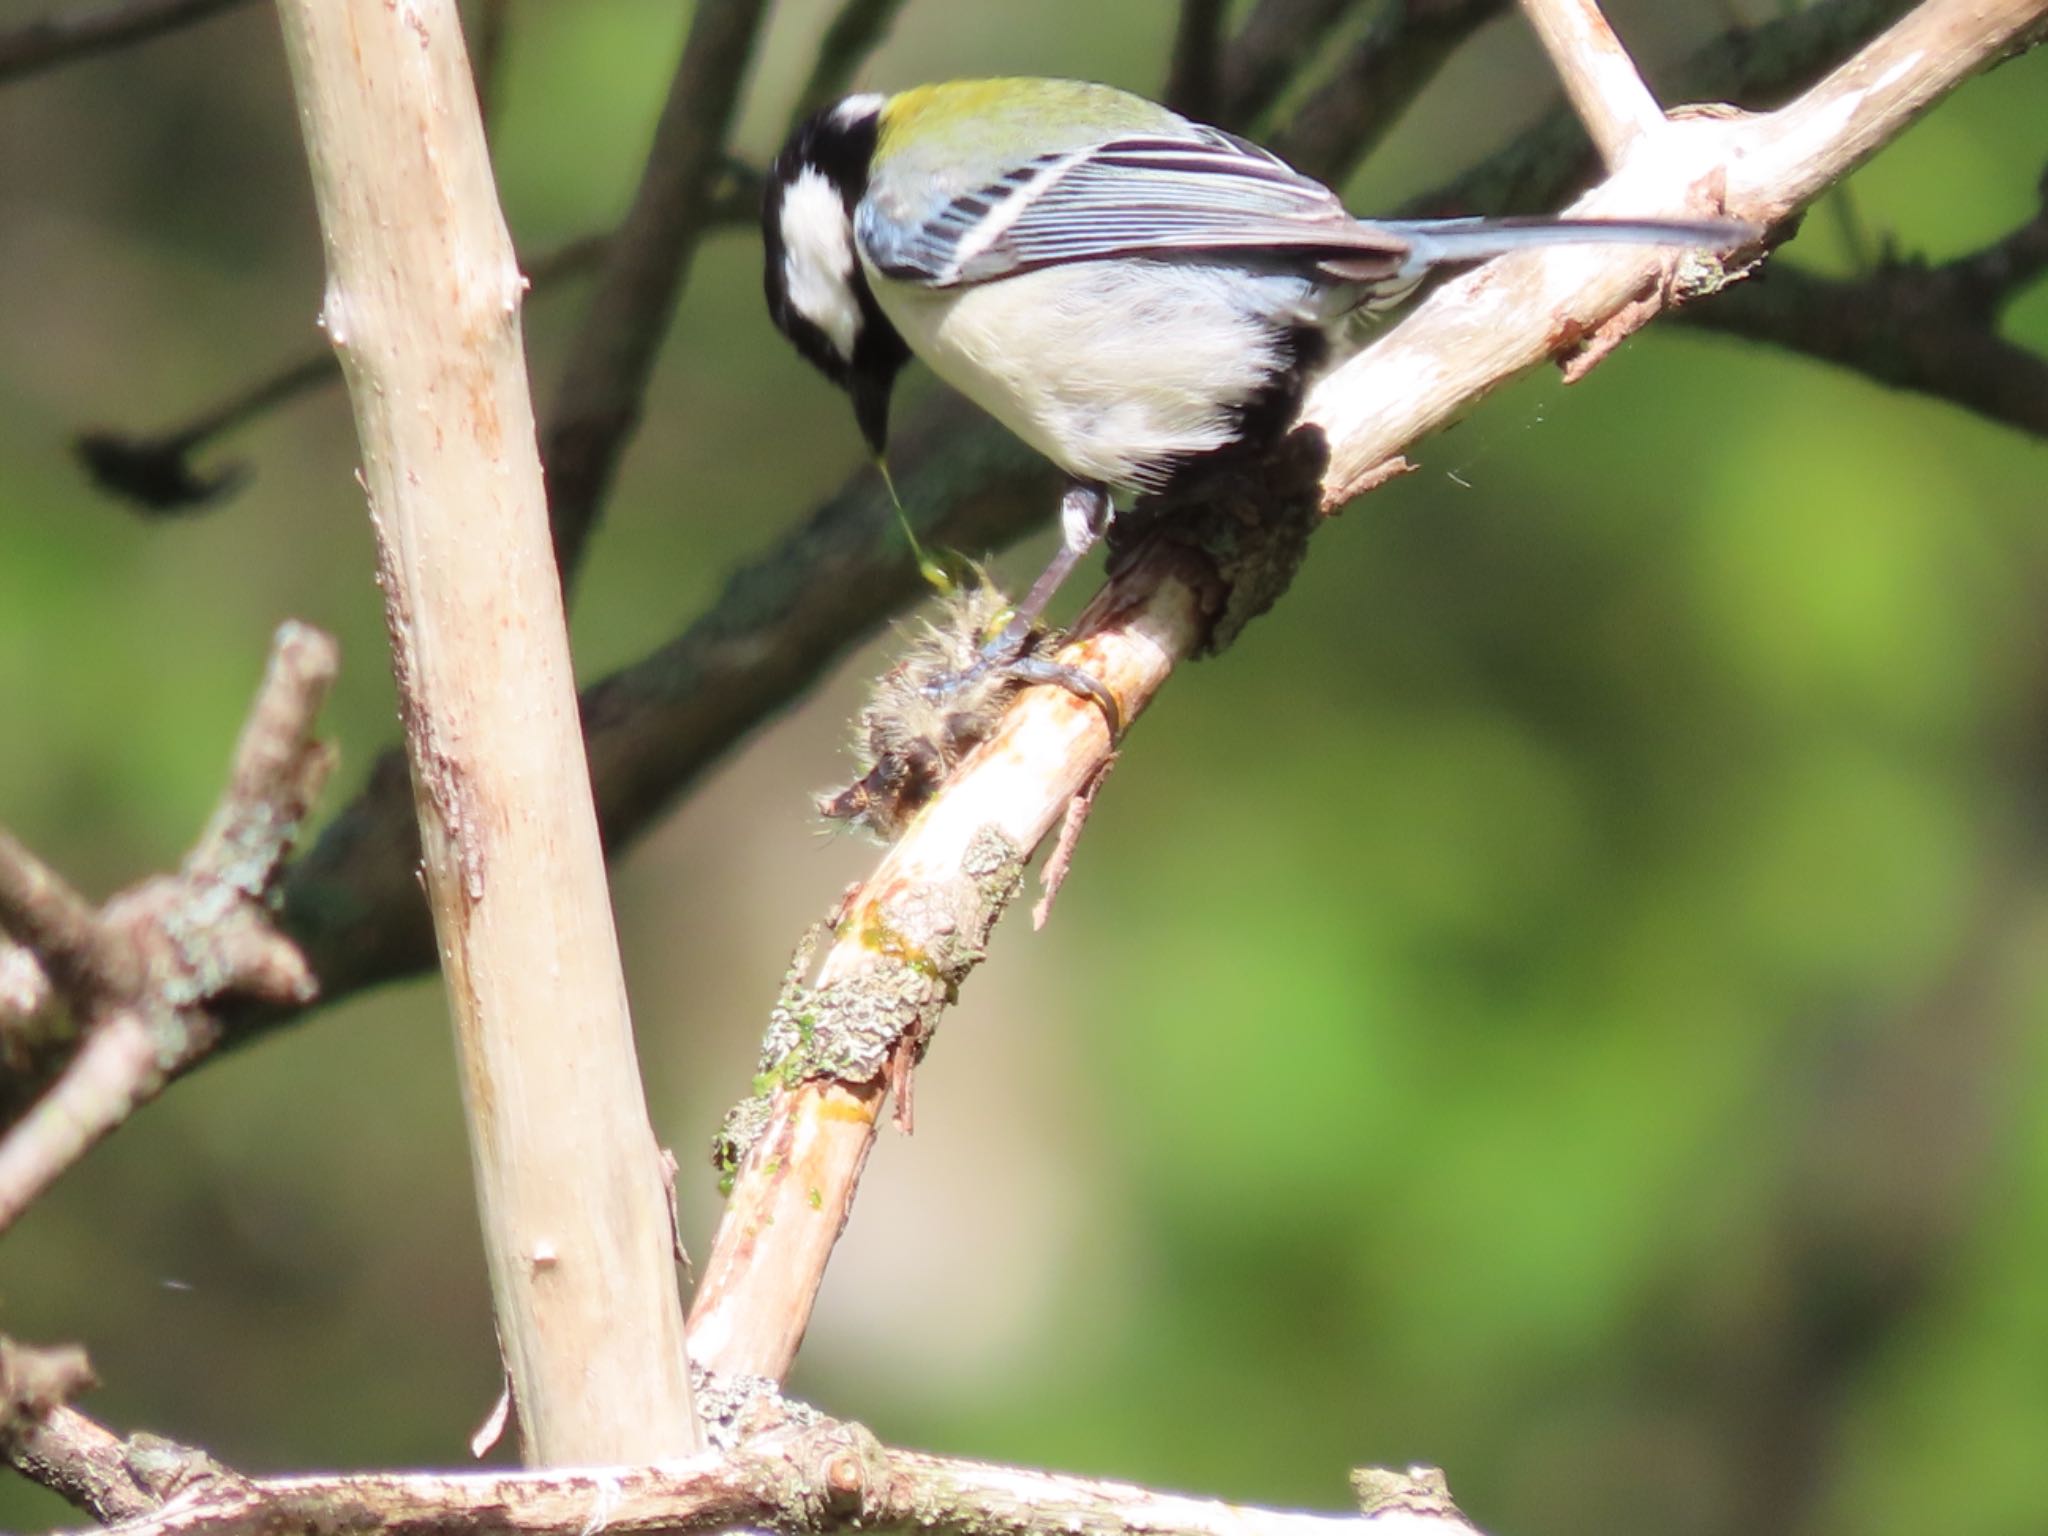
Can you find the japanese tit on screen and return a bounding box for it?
[763,77,1747,634]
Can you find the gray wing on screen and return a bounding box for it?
[865,129,1412,289]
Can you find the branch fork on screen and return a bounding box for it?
[0,622,337,1235]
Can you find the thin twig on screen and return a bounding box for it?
[0,832,135,1012]
[73,214,762,516]
[0,0,251,85]
[1516,0,1667,165]
[0,939,52,1034]
[1398,0,1917,216]
[791,0,909,117]
[689,0,2048,1386]
[541,0,771,584]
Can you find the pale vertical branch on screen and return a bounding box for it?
[1516,0,1666,165]
[271,0,700,1465]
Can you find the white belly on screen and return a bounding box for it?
[868,258,1323,492]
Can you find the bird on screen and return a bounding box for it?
[763,77,1748,669]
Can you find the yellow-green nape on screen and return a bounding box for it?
[875,79,1178,160]
[876,456,953,594]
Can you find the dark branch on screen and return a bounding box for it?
[1267,0,1510,183]
[1218,0,1368,128]
[74,212,747,517]
[1165,0,1229,119]
[1401,0,1917,217]
[1682,253,2048,439]
[791,0,909,117]
[540,0,771,584]
[0,0,252,85]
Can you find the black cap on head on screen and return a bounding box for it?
[762,97,912,456]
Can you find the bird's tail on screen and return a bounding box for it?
[1375,215,1755,279]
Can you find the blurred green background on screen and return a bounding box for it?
[2,3,2046,1534]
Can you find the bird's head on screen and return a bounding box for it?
[762,93,911,457]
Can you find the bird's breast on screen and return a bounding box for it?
[867,257,1325,492]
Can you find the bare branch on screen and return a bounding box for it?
[0,832,136,1014]
[0,623,335,1232]
[541,0,771,583]
[792,0,909,117]
[690,0,2046,1386]
[0,0,251,85]
[1400,0,1916,217]
[691,541,1207,1375]
[8,1391,1484,1536]
[4,1406,175,1524]
[1,1354,241,1527]
[274,0,700,1464]
[0,1010,185,1233]
[1311,0,2048,501]
[1516,0,1666,165]
[76,231,611,516]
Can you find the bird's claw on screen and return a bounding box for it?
[917,631,1124,743]
[984,653,1124,742]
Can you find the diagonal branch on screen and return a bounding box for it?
[223,0,1967,1038]
[0,0,252,85]
[1219,0,1370,128]
[791,0,910,117]
[1266,0,1509,183]
[540,0,770,584]
[1165,0,1230,118]
[1516,0,1665,165]
[688,0,2048,1385]
[1679,217,2048,440]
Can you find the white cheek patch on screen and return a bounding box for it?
[780,168,863,362]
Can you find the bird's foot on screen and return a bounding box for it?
[939,636,1124,744]
[821,585,1121,841]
